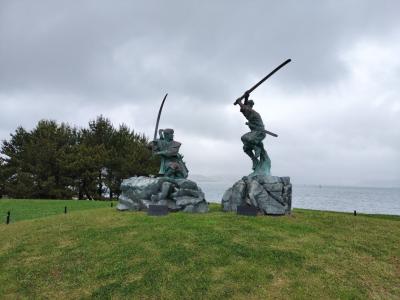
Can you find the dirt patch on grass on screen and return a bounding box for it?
[211,266,228,280]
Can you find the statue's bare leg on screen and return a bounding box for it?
[151,181,172,202]
[159,182,172,200]
[242,132,259,170]
[243,144,258,170]
[254,144,262,158]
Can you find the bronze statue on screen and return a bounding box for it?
[151,128,188,179]
[149,94,188,179]
[233,59,291,175]
[235,92,270,173]
[235,93,271,174]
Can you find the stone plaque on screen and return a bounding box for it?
[148,205,169,216]
[237,205,258,216]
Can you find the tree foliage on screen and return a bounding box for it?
[0,116,158,200]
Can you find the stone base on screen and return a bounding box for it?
[221,174,292,215]
[117,176,208,213]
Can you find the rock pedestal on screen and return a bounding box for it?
[222,175,292,215]
[117,176,208,213]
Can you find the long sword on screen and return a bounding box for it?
[234,59,291,105]
[153,93,168,141]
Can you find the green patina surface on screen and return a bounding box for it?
[235,97,271,176]
[150,128,188,179]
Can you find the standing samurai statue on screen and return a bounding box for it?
[233,59,290,175]
[234,91,271,175]
[150,128,189,179]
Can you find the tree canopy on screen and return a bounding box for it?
[0,116,159,200]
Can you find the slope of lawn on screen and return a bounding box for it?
[0,199,115,223]
[0,202,399,299]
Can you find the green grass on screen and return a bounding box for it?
[0,199,115,223]
[0,202,399,299]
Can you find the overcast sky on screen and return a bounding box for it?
[0,0,399,187]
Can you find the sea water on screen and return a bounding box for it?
[198,181,400,216]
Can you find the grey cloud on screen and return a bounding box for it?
[2,0,400,98]
[0,0,399,186]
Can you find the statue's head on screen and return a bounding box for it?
[163,128,174,141]
[247,100,254,107]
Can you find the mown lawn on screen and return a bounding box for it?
[0,202,399,299]
[0,199,115,223]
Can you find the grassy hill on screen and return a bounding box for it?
[0,199,115,223]
[0,201,399,299]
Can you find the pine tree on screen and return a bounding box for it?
[0,116,159,199]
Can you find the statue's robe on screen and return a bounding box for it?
[153,139,188,179]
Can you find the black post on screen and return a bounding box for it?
[353,210,357,216]
[64,206,67,214]
[6,211,10,224]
